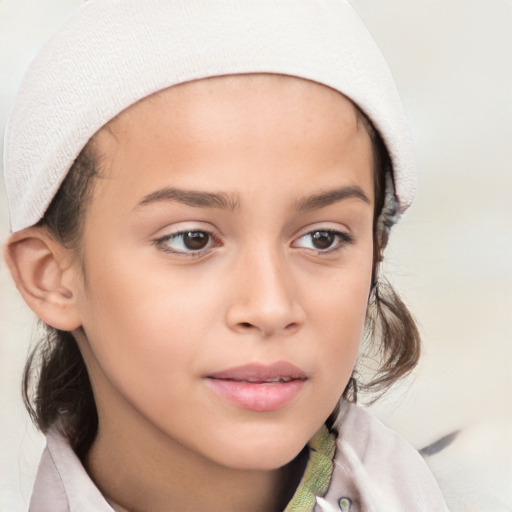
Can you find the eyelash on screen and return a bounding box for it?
[153,228,354,258]
[292,229,354,254]
[153,229,220,258]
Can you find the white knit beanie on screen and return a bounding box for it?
[3,0,416,233]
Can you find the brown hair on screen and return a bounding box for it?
[22,108,420,457]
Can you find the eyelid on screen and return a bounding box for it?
[291,227,354,253]
[152,224,222,257]
[151,222,354,258]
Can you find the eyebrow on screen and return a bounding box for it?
[136,187,240,211]
[295,185,370,211]
[135,184,369,213]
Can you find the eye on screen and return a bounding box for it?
[293,229,353,252]
[154,230,217,255]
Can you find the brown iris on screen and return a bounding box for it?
[183,231,210,250]
[311,231,335,250]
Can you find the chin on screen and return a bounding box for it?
[204,427,313,471]
[223,448,304,471]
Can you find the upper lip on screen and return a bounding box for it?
[207,361,307,382]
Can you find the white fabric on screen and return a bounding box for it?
[3,0,416,233]
[321,403,449,511]
[28,403,448,512]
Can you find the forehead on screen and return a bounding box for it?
[90,74,373,205]
[105,73,361,139]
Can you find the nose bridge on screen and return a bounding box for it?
[227,241,303,337]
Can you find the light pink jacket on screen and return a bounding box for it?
[29,402,449,512]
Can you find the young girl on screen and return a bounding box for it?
[3,1,449,511]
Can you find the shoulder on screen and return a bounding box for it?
[334,400,420,461]
[317,401,449,512]
[29,428,113,512]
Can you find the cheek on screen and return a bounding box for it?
[308,244,373,332]
[75,250,222,403]
[302,248,373,405]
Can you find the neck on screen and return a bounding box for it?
[84,403,307,512]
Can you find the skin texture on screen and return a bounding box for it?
[6,74,375,512]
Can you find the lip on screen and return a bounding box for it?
[206,362,307,412]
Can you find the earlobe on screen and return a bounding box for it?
[4,228,82,331]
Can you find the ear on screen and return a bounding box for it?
[4,227,82,331]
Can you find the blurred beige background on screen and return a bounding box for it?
[1,0,511,511]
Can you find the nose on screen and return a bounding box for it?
[225,247,305,338]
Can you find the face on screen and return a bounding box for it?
[72,74,375,470]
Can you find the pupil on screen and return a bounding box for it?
[184,231,209,250]
[312,231,334,250]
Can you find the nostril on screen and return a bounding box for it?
[236,321,300,334]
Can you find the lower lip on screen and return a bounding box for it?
[206,378,305,412]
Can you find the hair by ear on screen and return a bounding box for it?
[4,228,82,331]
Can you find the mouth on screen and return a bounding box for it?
[206,362,307,412]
